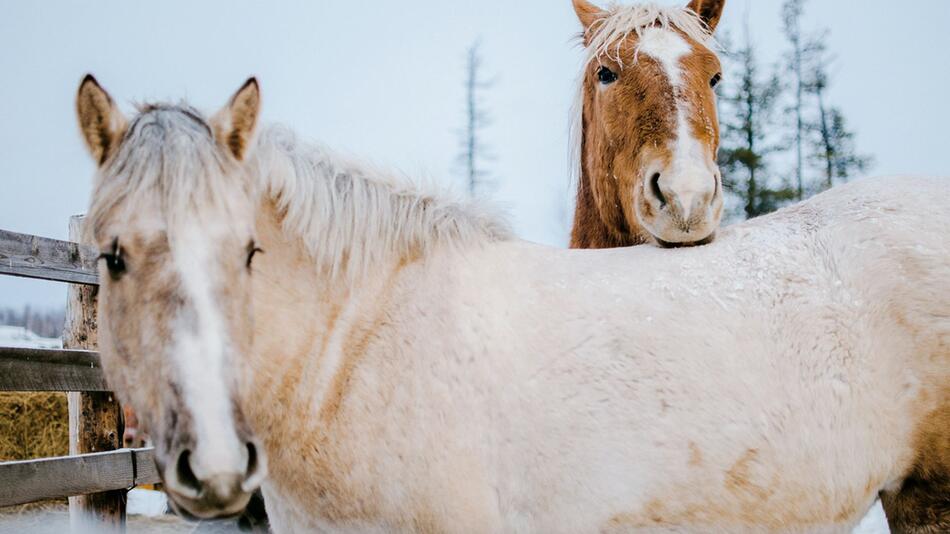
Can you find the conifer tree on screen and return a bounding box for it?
[718,30,796,218]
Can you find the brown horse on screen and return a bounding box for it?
[567,3,950,532]
[570,0,726,248]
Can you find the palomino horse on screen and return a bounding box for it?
[570,0,726,248]
[76,76,949,533]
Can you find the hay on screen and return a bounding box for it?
[0,392,70,513]
[0,392,69,462]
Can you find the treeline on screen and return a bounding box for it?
[0,306,65,339]
[717,0,872,219]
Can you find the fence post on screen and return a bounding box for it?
[66,215,126,531]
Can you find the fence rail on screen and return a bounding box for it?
[0,222,153,531]
[0,347,108,392]
[0,229,98,285]
[0,448,160,508]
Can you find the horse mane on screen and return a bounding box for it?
[250,125,512,278]
[583,2,715,66]
[569,2,717,197]
[88,106,512,278]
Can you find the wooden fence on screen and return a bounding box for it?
[0,220,160,531]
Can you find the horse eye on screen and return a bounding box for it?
[597,66,618,85]
[710,72,722,88]
[98,245,126,280]
[246,242,263,270]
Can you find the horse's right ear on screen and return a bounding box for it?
[573,0,606,40]
[686,0,726,33]
[76,74,127,166]
[212,78,260,161]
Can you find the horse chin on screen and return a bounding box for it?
[166,487,253,521]
[653,231,716,249]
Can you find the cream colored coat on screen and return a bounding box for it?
[75,75,947,534]
[245,175,949,533]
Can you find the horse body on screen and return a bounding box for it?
[75,76,949,532]
[243,150,948,532]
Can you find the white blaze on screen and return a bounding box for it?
[170,223,246,480]
[637,27,716,221]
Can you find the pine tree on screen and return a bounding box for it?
[804,38,872,191]
[782,0,805,200]
[717,30,796,219]
[458,41,494,197]
[0,305,65,338]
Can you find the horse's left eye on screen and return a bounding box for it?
[597,66,618,85]
[98,239,126,280]
[710,72,722,88]
[246,242,263,269]
[99,253,126,280]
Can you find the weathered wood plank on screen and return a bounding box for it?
[0,347,108,392]
[0,228,99,285]
[66,214,127,532]
[133,448,160,486]
[0,448,159,508]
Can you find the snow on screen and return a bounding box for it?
[0,325,60,349]
[853,500,890,534]
[127,489,168,517]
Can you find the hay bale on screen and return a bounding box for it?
[0,392,70,513]
[0,392,69,461]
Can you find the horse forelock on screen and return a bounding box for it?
[583,3,717,66]
[88,104,252,238]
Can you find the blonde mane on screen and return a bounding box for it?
[89,105,511,278]
[251,125,512,278]
[584,2,715,66]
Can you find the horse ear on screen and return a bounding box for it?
[212,77,260,161]
[573,0,606,37]
[686,0,726,33]
[76,74,127,166]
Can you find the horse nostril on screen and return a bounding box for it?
[241,439,267,491]
[650,173,667,207]
[246,441,259,477]
[176,449,202,494]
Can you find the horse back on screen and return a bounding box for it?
[819,176,950,533]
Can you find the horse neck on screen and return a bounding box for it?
[569,88,650,249]
[240,199,418,508]
[571,165,637,249]
[241,198,407,432]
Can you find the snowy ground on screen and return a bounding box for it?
[854,500,890,534]
[0,510,242,534]
[0,497,891,533]
[0,325,60,348]
[0,493,243,534]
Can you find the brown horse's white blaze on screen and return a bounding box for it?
[571,0,726,248]
[76,75,266,519]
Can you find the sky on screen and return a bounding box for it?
[1,0,948,310]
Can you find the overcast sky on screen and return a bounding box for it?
[1,0,948,310]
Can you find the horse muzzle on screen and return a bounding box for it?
[162,439,267,519]
[638,169,723,246]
